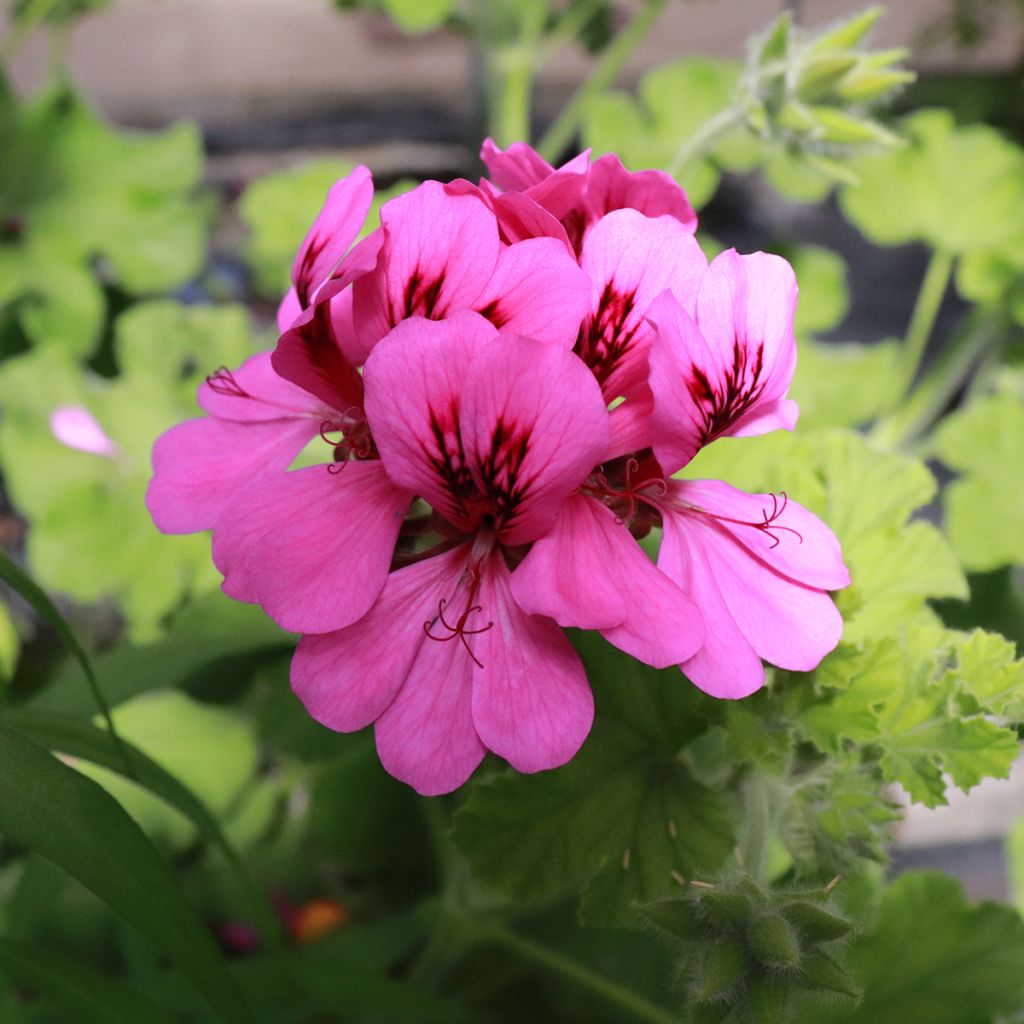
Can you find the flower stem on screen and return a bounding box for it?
[897,248,956,400]
[872,307,1010,448]
[666,105,746,177]
[537,0,668,162]
[485,924,679,1024]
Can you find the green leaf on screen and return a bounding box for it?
[790,341,901,430]
[453,637,732,925]
[816,872,1024,1024]
[933,392,1024,571]
[379,0,453,32]
[839,109,1024,255]
[787,244,849,337]
[0,720,252,1023]
[582,58,743,208]
[0,87,207,351]
[0,302,257,639]
[799,626,1019,807]
[0,938,178,1024]
[0,598,18,683]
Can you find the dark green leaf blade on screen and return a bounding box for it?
[0,720,252,1023]
[0,938,179,1024]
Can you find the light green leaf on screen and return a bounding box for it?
[380,0,453,32]
[0,599,18,683]
[839,109,1024,255]
[790,340,901,430]
[933,392,1024,571]
[814,872,1024,1024]
[0,302,257,638]
[0,87,207,351]
[453,637,732,925]
[787,244,849,336]
[0,938,179,1024]
[0,720,252,1023]
[800,626,1018,807]
[582,58,743,208]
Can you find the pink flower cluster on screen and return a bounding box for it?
[148,142,849,795]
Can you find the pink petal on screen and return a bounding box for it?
[488,190,573,248]
[352,182,501,351]
[668,480,850,591]
[473,551,593,773]
[480,139,557,191]
[459,335,610,545]
[291,544,474,732]
[658,511,765,699]
[578,209,706,407]
[512,494,702,668]
[363,313,494,530]
[584,153,697,235]
[198,351,332,422]
[373,551,486,794]
[147,416,318,534]
[50,405,118,458]
[290,166,374,308]
[473,237,590,346]
[211,461,412,633]
[662,502,844,675]
[277,287,302,332]
[271,235,382,412]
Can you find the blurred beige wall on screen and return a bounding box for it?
[4,0,1021,126]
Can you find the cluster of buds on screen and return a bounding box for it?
[739,6,914,179]
[148,141,849,794]
[642,875,858,1023]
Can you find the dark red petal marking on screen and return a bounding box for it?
[688,336,767,444]
[281,298,365,412]
[294,232,331,308]
[574,281,640,390]
[392,267,445,326]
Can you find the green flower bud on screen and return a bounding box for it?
[801,951,862,998]
[697,940,749,1002]
[780,901,854,942]
[748,913,802,969]
[748,979,792,1024]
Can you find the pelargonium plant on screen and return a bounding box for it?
[147,141,848,796]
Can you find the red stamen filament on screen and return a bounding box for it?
[586,457,667,525]
[205,367,252,398]
[423,598,493,669]
[696,491,804,549]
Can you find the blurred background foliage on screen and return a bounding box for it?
[1,1,1024,1022]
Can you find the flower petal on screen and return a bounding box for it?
[363,312,496,529]
[290,166,374,309]
[147,416,318,534]
[662,502,844,675]
[578,209,706,407]
[212,461,412,633]
[459,336,610,545]
[473,237,590,347]
[512,494,703,668]
[669,479,850,591]
[352,181,502,352]
[473,551,593,773]
[374,581,485,796]
[291,544,473,732]
[198,351,331,423]
[658,509,765,699]
[584,152,697,234]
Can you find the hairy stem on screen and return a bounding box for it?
[872,307,1010,448]
[537,0,668,162]
[666,105,746,177]
[897,248,956,400]
[486,924,679,1024]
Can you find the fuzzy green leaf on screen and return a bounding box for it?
[816,872,1024,1024]
[453,638,732,924]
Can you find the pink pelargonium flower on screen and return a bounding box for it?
[292,312,624,795]
[514,245,849,699]
[479,139,698,252]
